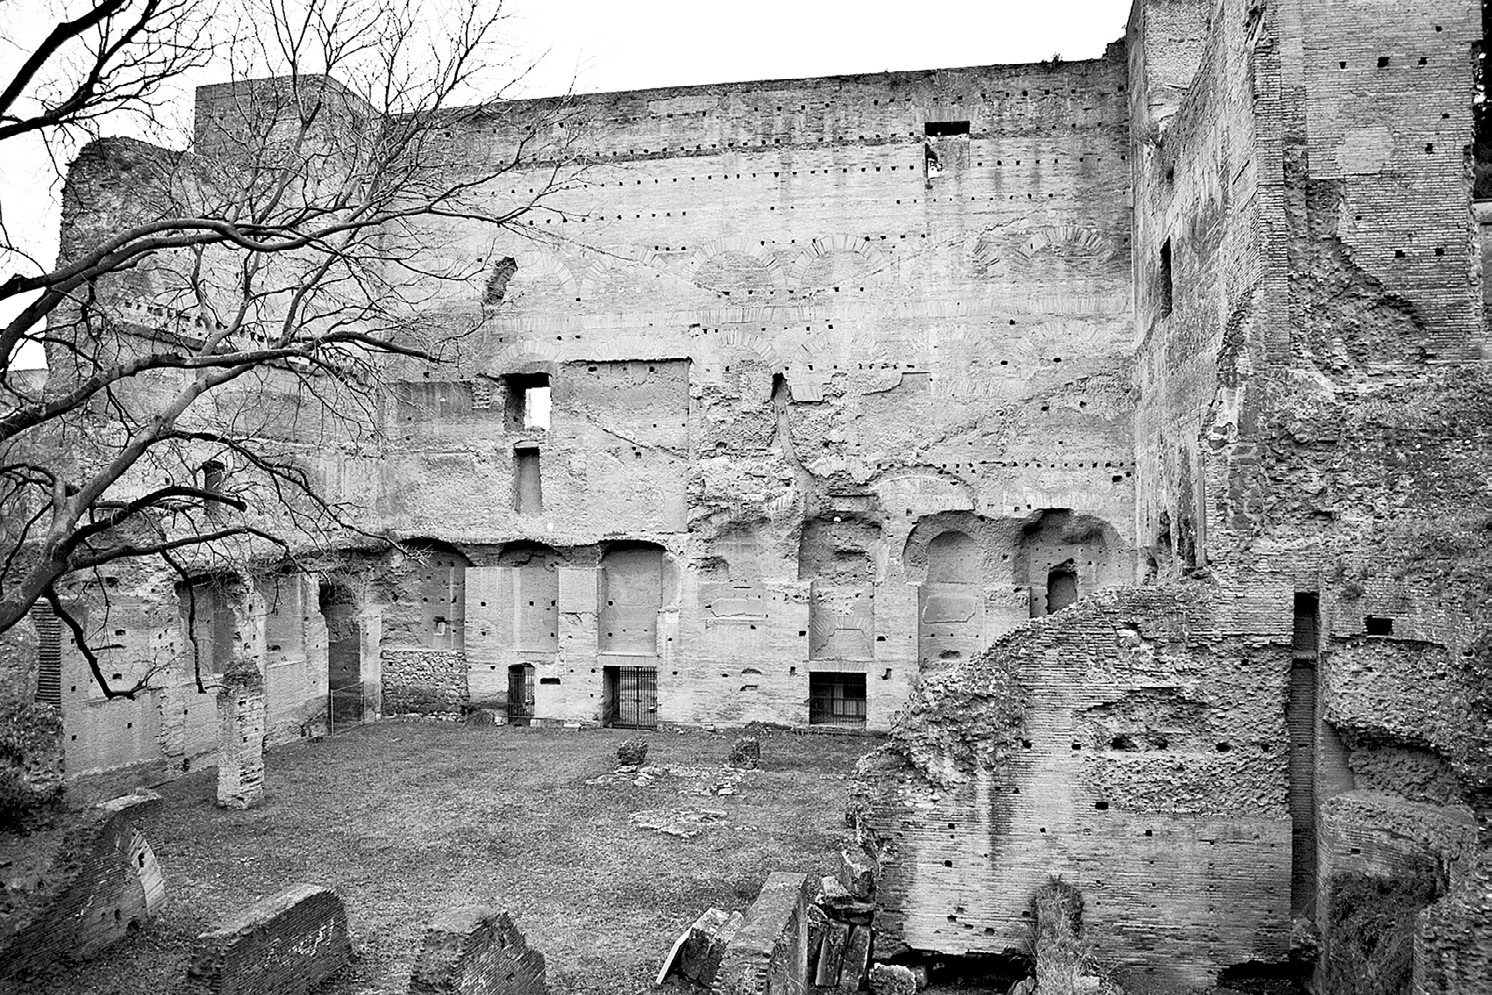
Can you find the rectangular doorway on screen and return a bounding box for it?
[808,673,867,728]
[602,666,657,729]
[507,664,532,726]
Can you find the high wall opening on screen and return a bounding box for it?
[918,529,982,668]
[598,543,665,655]
[799,515,880,661]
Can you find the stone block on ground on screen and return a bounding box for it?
[815,922,851,987]
[838,925,872,991]
[617,737,648,766]
[657,906,743,986]
[727,735,761,768]
[409,905,547,994]
[868,962,918,995]
[806,903,830,980]
[184,883,350,995]
[713,871,817,995]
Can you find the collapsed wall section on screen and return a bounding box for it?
[853,584,1292,991]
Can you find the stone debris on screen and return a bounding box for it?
[629,808,727,839]
[838,925,873,991]
[838,845,878,900]
[656,907,745,986]
[616,737,648,766]
[814,921,851,987]
[727,735,761,769]
[867,962,919,994]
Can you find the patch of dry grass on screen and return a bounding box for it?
[29,722,870,995]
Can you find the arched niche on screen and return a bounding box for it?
[318,578,363,719]
[598,541,668,655]
[1017,510,1125,618]
[798,514,881,661]
[919,529,984,667]
[391,539,471,651]
[496,541,561,652]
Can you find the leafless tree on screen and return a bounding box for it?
[0,0,580,696]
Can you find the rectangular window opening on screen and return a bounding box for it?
[924,121,971,137]
[1159,239,1174,318]
[514,447,542,513]
[504,373,551,431]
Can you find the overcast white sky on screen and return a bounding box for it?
[1,0,1132,366]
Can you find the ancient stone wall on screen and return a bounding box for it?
[854,585,1292,990]
[0,793,165,985]
[184,883,351,995]
[1125,0,1490,985]
[408,906,549,995]
[351,56,1139,731]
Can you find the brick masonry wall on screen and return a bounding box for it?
[408,906,548,995]
[1128,0,1489,984]
[0,793,163,985]
[217,668,265,809]
[855,584,1292,991]
[184,883,351,995]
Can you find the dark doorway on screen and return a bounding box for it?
[507,664,533,726]
[1046,563,1078,614]
[808,673,867,728]
[602,666,658,729]
[320,582,362,727]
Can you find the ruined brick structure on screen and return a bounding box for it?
[16,0,1491,988]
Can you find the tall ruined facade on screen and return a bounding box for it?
[17,0,1490,988]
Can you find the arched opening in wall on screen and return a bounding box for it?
[1045,561,1078,614]
[318,580,362,724]
[401,541,470,652]
[497,542,560,652]
[1017,509,1125,618]
[918,529,982,669]
[799,514,881,662]
[599,542,666,729]
[598,542,665,656]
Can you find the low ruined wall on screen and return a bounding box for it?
[853,584,1293,990]
[712,871,817,995]
[409,906,548,994]
[185,883,350,995]
[0,792,165,985]
[383,648,468,715]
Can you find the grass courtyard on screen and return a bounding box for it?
[34,721,872,995]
